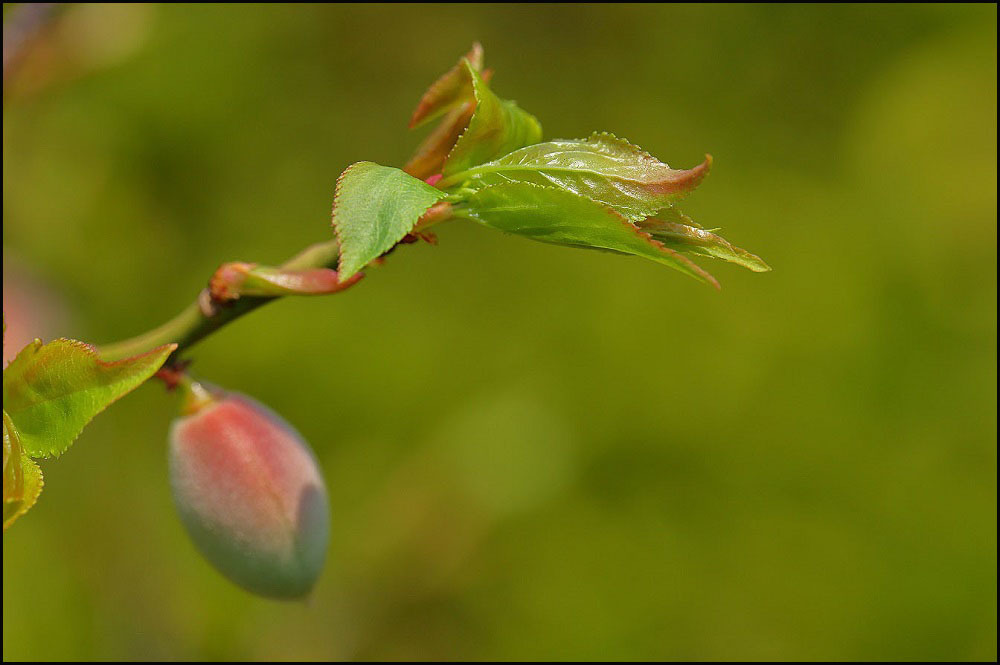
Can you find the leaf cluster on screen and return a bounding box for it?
[3,331,174,529]
[332,44,770,288]
[3,43,770,534]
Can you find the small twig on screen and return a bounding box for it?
[96,239,344,363]
[97,200,454,364]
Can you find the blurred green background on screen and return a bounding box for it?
[2,3,996,661]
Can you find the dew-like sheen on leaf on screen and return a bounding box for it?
[448,133,710,221]
[2,339,176,458]
[454,182,719,287]
[332,161,448,279]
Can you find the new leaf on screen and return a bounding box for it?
[453,182,720,287]
[442,133,710,221]
[2,339,176,458]
[405,44,494,179]
[332,161,448,279]
[441,61,542,177]
[637,208,770,272]
[405,100,476,180]
[408,42,484,130]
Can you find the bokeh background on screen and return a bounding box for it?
[3,3,996,661]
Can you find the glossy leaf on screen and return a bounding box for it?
[442,133,711,221]
[3,410,43,531]
[441,61,542,178]
[408,42,484,129]
[2,339,176,458]
[454,182,719,287]
[332,161,448,280]
[637,208,771,272]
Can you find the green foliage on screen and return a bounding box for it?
[452,182,720,286]
[2,338,175,458]
[1,39,769,547]
[3,4,995,659]
[332,162,448,279]
[2,337,174,529]
[637,208,771,272]
[441,61,543,177]
[3,411,43,531]
[404,45,489,179]
[441,133,710,221]
[372,44,766,287]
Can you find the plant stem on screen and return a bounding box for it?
[96,200,456,364]
[96,239,342,363]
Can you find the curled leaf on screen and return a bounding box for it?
[409,42,484,129]
[209,262,363,302]
[405,100,476,180]
[2,339,176,458]
[441,60,542,177]
[453,181,719,287]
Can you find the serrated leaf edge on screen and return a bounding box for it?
[458,181,720,289]
[331,162,446,279]
[330,161,367,280]
[409,43,484,129]
[442,59,541,178]
[640,210,771,273]
[3,339,177,459]
[448,132,711,218]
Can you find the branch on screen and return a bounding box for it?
[96,202,454,364]
[96,239,345,363]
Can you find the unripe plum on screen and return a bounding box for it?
[168,386,329,599]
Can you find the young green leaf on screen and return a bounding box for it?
[637,208,771,272]
[409,42,484,130]
[332,161,448,279]
[2,339,176,458]
[441,61,542,178]
[453,182,719,287]
[3,410,43,531]
[440,133,710,220]
[405,45,495,179]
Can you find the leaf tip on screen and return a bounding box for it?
[684,153,713,190]
[408,43,484,129]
